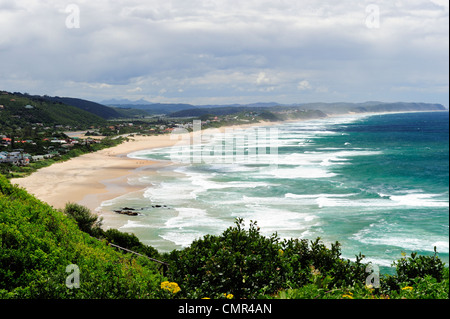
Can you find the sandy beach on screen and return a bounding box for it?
[10,121,275,213]
[10,133,177,211]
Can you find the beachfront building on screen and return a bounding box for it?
[0,151,30,166]
[1,137,11,147]
[0,151,8,161]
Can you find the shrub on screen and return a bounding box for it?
[63,202,103,236]
[279,238,367,289]
[381,249,447,295]
[167,218,369,298]
[1,176,163,298]
[103,228,160,259]
[167,218,284,298]
[395,249,445,282]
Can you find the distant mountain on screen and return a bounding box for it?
[106,101,285,116]
[110,103,198,115]
[170,106,252,117]
[106,100,446,117]
[169,101,446,118]
[100,98,153,105]
[196,102,282,108]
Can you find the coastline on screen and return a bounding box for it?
[10,110,446,217]
[10,120,277,213]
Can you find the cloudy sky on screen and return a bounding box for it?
[0,0,448,106]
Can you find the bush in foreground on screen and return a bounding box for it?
[0,175,163,298]
[166,219,448,299]
[167,219,368,298]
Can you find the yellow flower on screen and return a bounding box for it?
[278,249,284,256]
[402,286,413,291]
[365,284,374,293]
[226,294,234,299]
[202,297,210,299]
[160,281,170,289]
[160,281,181,294]
[342,294,353,299]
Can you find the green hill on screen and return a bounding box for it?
[39,95,122,119]
[0,175,162,298]
[0,91,106,128]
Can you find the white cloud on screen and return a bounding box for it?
[0,0,447,106]
[128,87,143,93]
[256,72,270,85]
[297,80,312,91]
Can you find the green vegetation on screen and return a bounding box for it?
[38,95,122,119]
[166,219,448,299]
[63,201,160,260]
[167,219,366,299]
[0,175,163,298]
[0,176,447,299]
[0,92,106,128]
[63,202,103,236]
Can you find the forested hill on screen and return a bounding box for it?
[39,95,122,119]
[0,91,106,127]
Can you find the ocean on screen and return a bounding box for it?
[98,111,449,271]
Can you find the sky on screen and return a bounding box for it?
[0,0,448,107]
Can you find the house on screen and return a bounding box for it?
[0,151,30,165]
[24,104,34,109]
[31,155,45,161]
[50,139,67,144]
[1,137,11,146]
[0,151,8,161]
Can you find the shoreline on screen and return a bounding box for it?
[10,119,279,213]
[10,110,446,215]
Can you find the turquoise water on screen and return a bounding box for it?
[99,112,449,270]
